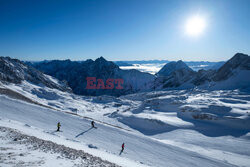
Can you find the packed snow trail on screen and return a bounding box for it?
[0,95,239,167]
[0,86,132,132]
[0,126,119,167]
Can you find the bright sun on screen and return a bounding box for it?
[185,15,206,36]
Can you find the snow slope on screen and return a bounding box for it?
[0,126,118,167]
[1,94,249,167]
[0,53,250,166]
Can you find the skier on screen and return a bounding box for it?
[57,122,61,132]
[91,121,95,128]
[119,143,125,155]
[121,143,125,152]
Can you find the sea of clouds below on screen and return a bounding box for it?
[120,63,211,74]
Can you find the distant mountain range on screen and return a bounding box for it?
[114,60,225,71]
[0,53,249,96]
[27,57,154,96]
[153,53,250,90]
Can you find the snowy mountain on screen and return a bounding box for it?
[192,69,215,86]
[213,53,250,81]
[0,57,71,92]
[156,60,193,77]
[2,53,249,97]
[0,54,250,166]
[154,68,196,89]
[209,53,250,90]
[154,53,250,90]
[0,78,250,167]
[30,57,154,96]
[153,60,196,89]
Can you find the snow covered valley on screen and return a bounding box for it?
[0,81,250,167]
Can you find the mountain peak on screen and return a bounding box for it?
[95,56,107,62]
[228,53,249,67]
[233,53,248,59]
[213,53,250,81]
[92,56,119,70]
[176,60,183,63]
[219,53,249,71]
[157,60,192,77]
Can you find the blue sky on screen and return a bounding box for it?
[0,0,249,61]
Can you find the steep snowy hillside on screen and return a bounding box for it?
[0,81,250,167]
[207,53,250,89]
[0,57,71,92]
[214,53,250,81]
[30,57,154,96]
[0,126,118,167]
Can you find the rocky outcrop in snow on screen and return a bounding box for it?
[0,57,71,92]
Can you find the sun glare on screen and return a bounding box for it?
[185,15,206,37]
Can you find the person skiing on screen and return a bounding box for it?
[91,121,95,128]
[57,122,61,132]
[121,143,125,152]
[119,143,125,155]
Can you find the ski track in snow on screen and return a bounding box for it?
[0,81,250,167]
[0,126,118,167]
[0,94,250,167]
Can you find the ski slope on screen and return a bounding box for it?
[0,126,116,167]
[1,95,250,167]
